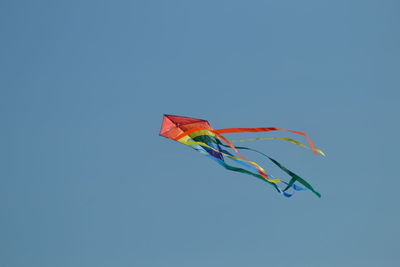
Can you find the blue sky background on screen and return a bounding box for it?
[1,1,399,266]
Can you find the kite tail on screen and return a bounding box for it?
[229,136,326,157]
[214,127,318,155]
[216,140,321,198]
[204,153,293,198]
[188,137,304,197]
[175,128,273,181]
[175,127,321,198]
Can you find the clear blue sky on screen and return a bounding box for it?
[1,1,399,266]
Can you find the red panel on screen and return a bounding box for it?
[160,115,211,139]
[159,116,176,135]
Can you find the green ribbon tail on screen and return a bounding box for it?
[217,140,321,198]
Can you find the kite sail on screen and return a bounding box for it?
[160,114,324,198]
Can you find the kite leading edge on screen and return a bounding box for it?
[159,114,324,198]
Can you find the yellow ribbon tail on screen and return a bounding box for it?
[229,137,326,157]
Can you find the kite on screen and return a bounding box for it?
[159,114,325,198]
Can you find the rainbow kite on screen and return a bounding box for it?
[160,114,324,198]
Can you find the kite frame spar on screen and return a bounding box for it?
[160,114,324,198]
